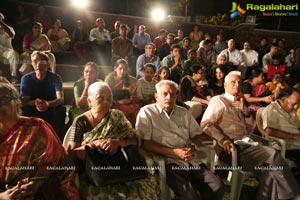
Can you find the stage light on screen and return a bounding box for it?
[151,8,166,21]
[71,0,88,9]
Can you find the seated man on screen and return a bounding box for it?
[0,12,19,83]
[262,87,300,168]
[201,71,300,199]
[20,51,66,140]
[136,80,224,200]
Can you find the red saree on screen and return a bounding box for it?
[0,117,79,199]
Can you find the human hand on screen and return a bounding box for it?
[35,98,49,112]
[0,181,33,200]
[94,139,119,155]
[232,97,245,110]
[173,147,195,161]
[222,139,235,154]
[263,95,273,103]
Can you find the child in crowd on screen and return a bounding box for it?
[156,66,170,82]
[137,63,157,105]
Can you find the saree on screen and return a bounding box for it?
[70,109,159,200]
[249,83,272,112]
[0,117,79,199]
[105,73,142,126]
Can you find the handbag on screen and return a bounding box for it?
[85,145,147,186]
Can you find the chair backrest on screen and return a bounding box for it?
[256,107,266,137]
[63,126,72,150]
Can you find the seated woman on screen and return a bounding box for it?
[105,59,141,126]
[72,20,90,61]
[209,65,227,96]
[66,82,159,199]
[182,49,201,76]
[0,81,79,200]
[242,68,273,112]
[215,53,237,73]
[69,62,101,123]
[265,71,289,99]
[180,64,211,120]
[47,19,71,52]
[20,22,56,75]
[137,63,157,105]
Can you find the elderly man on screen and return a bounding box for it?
[20,51,66,140]
[89,18,111,65]
[136,43,160,79]
[0,12,19,83]
[136,80,224,200]
[220,39,245,77]
[132,25,151,56]
[262,87,300,168]
[201,71,300,200]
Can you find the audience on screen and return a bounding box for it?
[111,24,134,73]
[72,20,90,62]
[136,63,157,105]
[201,70,300,200]
[104,59,141,125]
[180,37,191,60]
[262,43,279,73]
[47,19,71,52]
[197,39,217,70]
[20,51,66,140]
[20,22,56,75]
[174,29,184,45]
[161,44,183,84]
[69,62,101,123]
[136,80,224,200]
[33,5,52,32]
[0,12,19,83]
[242,68,272,113]
[265,53,288,81]
[265,71,289,99]
[110,20,121,40]
[189,24,203,50]
[136,42,160,79]
[156,66,170,82]
[214,33,226,54]
[240,41,259,79]
[262,87,300,170]
[209,65,227,96]
[132,25,151,56]
[180,64,211,119]
[66,82,159,199]
[183,49,201,76]
[153,28,167,50]
[89,18,111,65]
[255,37,270,66]
[158,32,175,61]
[0,80,79,200]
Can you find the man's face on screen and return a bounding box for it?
[31,54,49,76]
[270,46,278,54]
[139,26,145,34]
[281,92,300,113]
[166,36,174,45]
[145,44,155,56]
[228,40,235,50]
[224,74,241,96]
[243,42,250,51]
[96,19,105,29]
[155,84,177,114]
[119,27,127,36]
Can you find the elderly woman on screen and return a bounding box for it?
[66,82,158,199]
[0,80,79,199]
[20,22,56,75]
[265,71,289,99]
[105,58,141,125]
[69,62,101,122]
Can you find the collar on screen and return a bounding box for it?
[155,102,175,116]
[224,92,235,102]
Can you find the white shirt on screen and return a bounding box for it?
[220,48,243,66]
[89,27,111,42]
[136,103,203,167]
[240,49,258,67]
[0,24,15,50]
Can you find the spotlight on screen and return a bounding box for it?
[151,8,166,21]
[71,0,88,9]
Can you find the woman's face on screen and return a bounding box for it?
[83,65,98,82]
[159,69,169,80]
[215,67,225,80]
[89,88,112,114]
[256,73,265,83]
[218,56,226,65]
[272,74,282,84]
[32,25,42,35]
[144,67,155,81]
[114,63,128,79]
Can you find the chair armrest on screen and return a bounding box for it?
[249,133,270,146]
[267,136,287,157]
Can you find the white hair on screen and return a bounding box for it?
[224,71,241,83]
[155,80,178,93]
[88,81,111,98]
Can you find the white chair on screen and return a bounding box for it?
[62,126,72,150]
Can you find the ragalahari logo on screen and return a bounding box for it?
[230,2,247,19]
